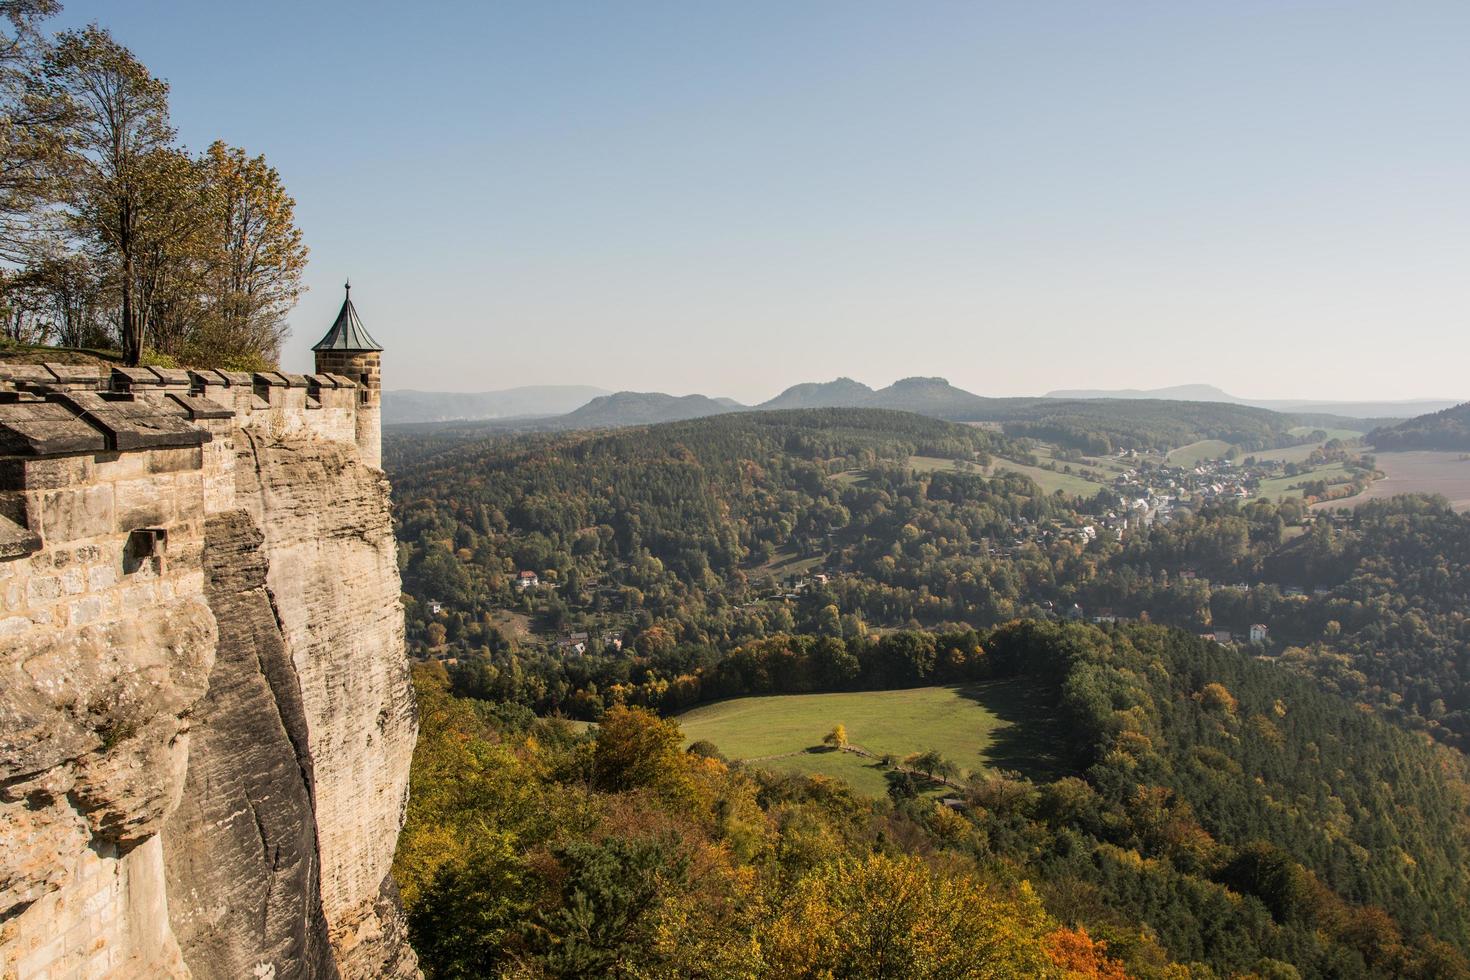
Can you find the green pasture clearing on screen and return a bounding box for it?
[1077,454,1132,475]
[750,548,825,578]
[1253,430,1365,465]
[840,451,1107,498]
[988,458,1107,497]
[675,679,1064,797]
[1254,461,1349,500]
[1033,446,1129,478]
[1167,440,1235,466]
[908,454,979,473]
[487,609,534,640]
[1251,443,1329,465]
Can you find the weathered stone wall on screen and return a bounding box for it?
[0,365,417,979]
[0,441,217,979]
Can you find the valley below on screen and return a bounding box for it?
[388,395,1470,977]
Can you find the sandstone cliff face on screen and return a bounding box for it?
[0,366,419,979]
[162,511,336,979]
[232,428,418,978]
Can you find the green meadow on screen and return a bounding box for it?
[675,679,1063,797]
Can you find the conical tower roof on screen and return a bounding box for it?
[312,281,382,352]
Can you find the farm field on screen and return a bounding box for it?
[1075,453,1134,476]
[1031,446,1128,479]
[842,454,1106,498]
[1252,443,1330,465]
[1254,461,1348,500]
[675,679,1063,797]
[1314,451,1470,513]
[750,547,825,579]
[987,457,1107,497]
[907,454,977,473]
[1166,439,1235,466]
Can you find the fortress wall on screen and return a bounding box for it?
[0,434,218,979]
[0,364,416,979]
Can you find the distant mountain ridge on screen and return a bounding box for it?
[387,376,1437,457]
[383,385,611,424]
[556,391,743,428]
[1046,384,1454,419]
[757,377,877,410]
[758,376,993,415]
[387,379,1448,429]
[606,376,1328,453]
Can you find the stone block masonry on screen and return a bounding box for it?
[0,364,417,979]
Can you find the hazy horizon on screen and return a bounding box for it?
[56,1,1470,403]
[380,377,1459,406]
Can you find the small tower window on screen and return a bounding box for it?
[124,528,167,575]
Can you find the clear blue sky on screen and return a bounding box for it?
[55,1,1470,402]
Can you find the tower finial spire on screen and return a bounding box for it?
[345,278,351,294]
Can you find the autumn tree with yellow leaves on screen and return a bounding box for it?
[3,13,306,367]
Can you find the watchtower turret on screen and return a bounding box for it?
[312,280,383,467]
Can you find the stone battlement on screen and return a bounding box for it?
[0,362,363,450]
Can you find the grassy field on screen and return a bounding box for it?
[1167,439,1235,466]
[988,458,1107,497]
[1032,446,1131,478]
[1314,451,1470,513]
[908,454,977,473]
[675,680,1063,797]
[839,453,1105,498]
[1254,461,1348,500]
[1075,453,1133,476]
[1251,443,1328,465]
[749,547,825,579]
[486,609,534,640]
[1254,429,1366,465]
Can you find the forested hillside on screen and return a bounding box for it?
[994,398,1305,455]
[388,410,1470,748]
[1371,402,1470,450]
[396,621,1470,978]
[387,379,1374,455]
